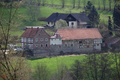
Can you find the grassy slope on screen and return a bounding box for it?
[10,6,112,36]
[45,0,115,10]
[29,55,86,74]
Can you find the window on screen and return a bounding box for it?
[87,45,89,48]
[36,38,38,42]
[65,44,67,47]
[40,44,43,47]
[79,41,82,43]
[36,45,38,48]
[45,38,48,41]
[40,38,43,41]
[39,34,40,36]
[46,44,48,47]
[97,44,99,46]
[71,44,73,47]
[79,44,82,48]
[48,22,49,24]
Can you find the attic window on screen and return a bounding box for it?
[69,17,72,20]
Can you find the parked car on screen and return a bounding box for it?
[14,47,23,51]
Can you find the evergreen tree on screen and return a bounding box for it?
[108,16,113,35]
[85,1,93,15]
[113,4,120,29]
[88,6,99,27]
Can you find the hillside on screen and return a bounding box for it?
[9,6,112,36]
[0,1,113,37]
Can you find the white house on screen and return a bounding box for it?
[45,13,90,28]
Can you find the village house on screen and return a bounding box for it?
[20,27,102,56]
[20,26,50,56]
[45,13,90,28]
[50,28,102,53]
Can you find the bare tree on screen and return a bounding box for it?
[77,0,80,8]
[83,0,86,8]
[25,0,41,21]
[103,0,106,10]
[72,0,75,8]
[61,0,65,8]
[0,1,30,80]
[50,63,72,80]
[41,0,46,6]
[98,0,100,10]
[32,63,50,80]
[70,60,86,80]
[51,0,54,7]
[109,0,112,11]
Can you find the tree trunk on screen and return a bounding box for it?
[109,0,111,11]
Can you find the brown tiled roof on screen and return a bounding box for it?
[20,27,43,38]
[110,38,120,44]
[57,28,102,40]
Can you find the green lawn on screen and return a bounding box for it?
[0,2,113,37]
[29,55,86,74]
[9,6,112,36]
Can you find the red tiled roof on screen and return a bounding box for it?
[20,27,43,38]
[57,28,102,40]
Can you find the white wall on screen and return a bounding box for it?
[21,43,24,48]
[47,22,54,27]
[50,38,62,45]
[94,39,102,51]
[80,21,87,24]
[69,21,77,28]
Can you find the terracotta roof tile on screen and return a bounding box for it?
[57,28,102,40]
[20,27,44,38]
